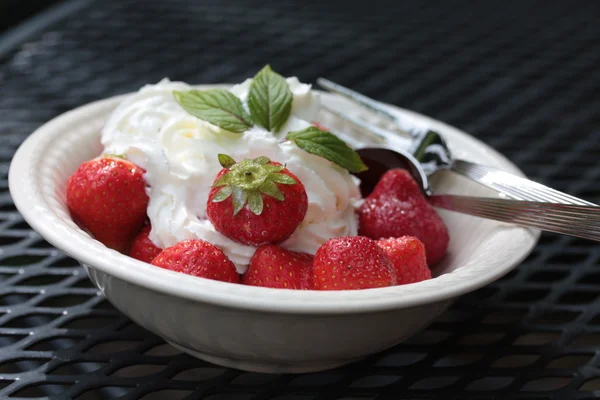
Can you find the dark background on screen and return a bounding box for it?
[0,0,599,399]
[0,0,63,31]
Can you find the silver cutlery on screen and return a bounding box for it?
[317,78,595,207]
[428,195,600,242]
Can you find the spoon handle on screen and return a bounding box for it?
[450,160,595,206]
[429,194,600,242]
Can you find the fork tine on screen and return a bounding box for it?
[317,78,404,126]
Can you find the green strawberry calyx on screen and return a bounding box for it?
[102,153,127,160]
[211,154,297,216]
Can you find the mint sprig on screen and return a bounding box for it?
[173,65,368,174]
[287,126,368,173]
[173,89,252,133]
[247,65,293,133]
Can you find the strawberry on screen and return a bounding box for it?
[357,169,449,266]
[152,239,240,283]
[206,154,308,246]
[129,224,162,263]
[66,156,149,253]
[313,236,397,290]
[377,236,431,284]
[243,244,314,289]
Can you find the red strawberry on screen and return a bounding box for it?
[313,236,397,290]
[129,224,162,263]
[66,156,149,253]
[152,239,240,283]
[243,244,314,289]
[357,169,449,266]
[377,236,431,284]
[206,154,308,246]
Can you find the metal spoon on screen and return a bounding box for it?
[354,145,600,242]
[318,78,595,206]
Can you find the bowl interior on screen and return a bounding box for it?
[9,87,539,312]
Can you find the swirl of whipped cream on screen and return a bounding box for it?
[101,77,362,272]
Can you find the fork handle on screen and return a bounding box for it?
[450,159,596,206]
[429,194,600,242]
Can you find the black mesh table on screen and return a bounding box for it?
[1,0,599,398]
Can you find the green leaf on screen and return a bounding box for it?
[263,164,285,174]
[232,187,248,215]
[218,154,237,168]
[103,153,126,160]
[287,127,369,173]
[254,156,270,165]
[259,181,284,201]
[247,65,293,133]
[212,186,233,202]
[270,173,297,185]
[213,173,231,187]
[247,191,264,215]
[173,89,252,133]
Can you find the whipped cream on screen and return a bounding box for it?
[101,77,362,272]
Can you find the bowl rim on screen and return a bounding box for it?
[8,87,540,315]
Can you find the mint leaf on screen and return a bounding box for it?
[247,65,293,133]
[287,127,368,173]
[173,89,252,133]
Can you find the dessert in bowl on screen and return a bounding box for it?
[9,66,539,373]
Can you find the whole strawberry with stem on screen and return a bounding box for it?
[357,169,449,266]
[243,244,314,290]
[129,224,162,264]
[152,239,240,283]
[206,154,308,246]
[66,156,149,253]
[313,236,397,290]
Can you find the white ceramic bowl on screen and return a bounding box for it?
[8,87,539,373]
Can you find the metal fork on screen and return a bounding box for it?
[317,78,596,207]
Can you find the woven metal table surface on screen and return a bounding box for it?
[1,0,599,399]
